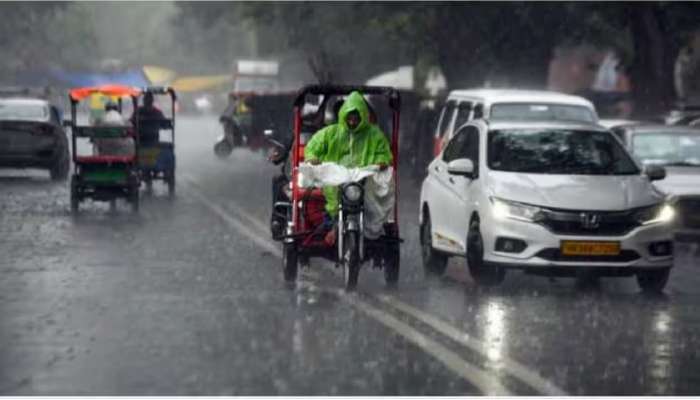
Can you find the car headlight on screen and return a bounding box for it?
[343,183,363,202]
[636,203,675,225]
[490,197,543,222]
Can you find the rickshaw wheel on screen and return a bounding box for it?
[167,175,176,199]
[283,243,298,282]
[343,231,360,291]
[130,190,140,213]
[384,243,400,286]
[70,177,79,214]
[144,176,154,194]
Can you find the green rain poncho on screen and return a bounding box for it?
[304,91,393,216]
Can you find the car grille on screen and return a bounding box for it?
[537,208,640,236]
[676,197,700,229]
[535,248,641,263]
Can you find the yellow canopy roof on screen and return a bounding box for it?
[143,65,177,85]
[171,75,232,92]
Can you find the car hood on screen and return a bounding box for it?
[652,167,700,197]
[486,171,665,210]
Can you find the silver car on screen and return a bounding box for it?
[0,98,70,180]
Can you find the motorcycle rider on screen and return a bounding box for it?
[304,91,393,245]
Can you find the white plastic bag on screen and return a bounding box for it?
[297,163,395,239]
[297,162,379,187]
[364,167,395,239]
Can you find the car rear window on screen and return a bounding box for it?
[0,102,48,121]
[490,103,596,123]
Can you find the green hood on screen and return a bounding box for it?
[338,91,370,133]
[304,90,393,216]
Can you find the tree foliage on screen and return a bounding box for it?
[0,2,98,77]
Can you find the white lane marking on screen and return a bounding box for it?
[375,294,567,396]
[180,178,513,395]
[335,289,512,395]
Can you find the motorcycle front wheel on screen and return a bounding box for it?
[343,231,360,291]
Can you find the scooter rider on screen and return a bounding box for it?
[304,91,393,244]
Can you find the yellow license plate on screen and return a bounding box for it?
[560,241,621,256]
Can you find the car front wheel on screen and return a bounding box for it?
[466,219,505,286]
[637,267,670,294]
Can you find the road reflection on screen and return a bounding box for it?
[481,298,507,368]
[649,306,674,394]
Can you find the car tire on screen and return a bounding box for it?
[637,268,670,294]
[283,242,298,283]
[50,149,70,181]
[420,210,448,277]
[467,219,505,286]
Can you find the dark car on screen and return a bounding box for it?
[0,97,70,180]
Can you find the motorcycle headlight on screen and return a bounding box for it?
[636,203,675,225]
[343,183,363,203]
[491,197,543,222]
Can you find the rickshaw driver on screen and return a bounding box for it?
[130,92,165,146]
[304,90,393,245]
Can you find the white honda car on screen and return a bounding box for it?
[419,120,675,292]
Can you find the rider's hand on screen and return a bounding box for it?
[268,149,281,162]
[308,159,321,165]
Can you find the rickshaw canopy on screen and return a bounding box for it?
[69,84,141,102]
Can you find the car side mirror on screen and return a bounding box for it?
[447,158,475,178]
[645,165,667,181]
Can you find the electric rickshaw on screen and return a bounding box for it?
[268,85,402,290]
[68,84,141,213]
[137,86,177,197]
[214,91,297,158]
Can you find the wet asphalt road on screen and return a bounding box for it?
[2,115,700,395]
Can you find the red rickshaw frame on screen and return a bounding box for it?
[288,85,402,249]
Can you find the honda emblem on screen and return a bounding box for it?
[580,213,601,230]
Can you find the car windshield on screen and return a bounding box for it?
[631,131,700,167]
[490,103,596,123]
[0,102,48,121]
[488,128,640,175]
